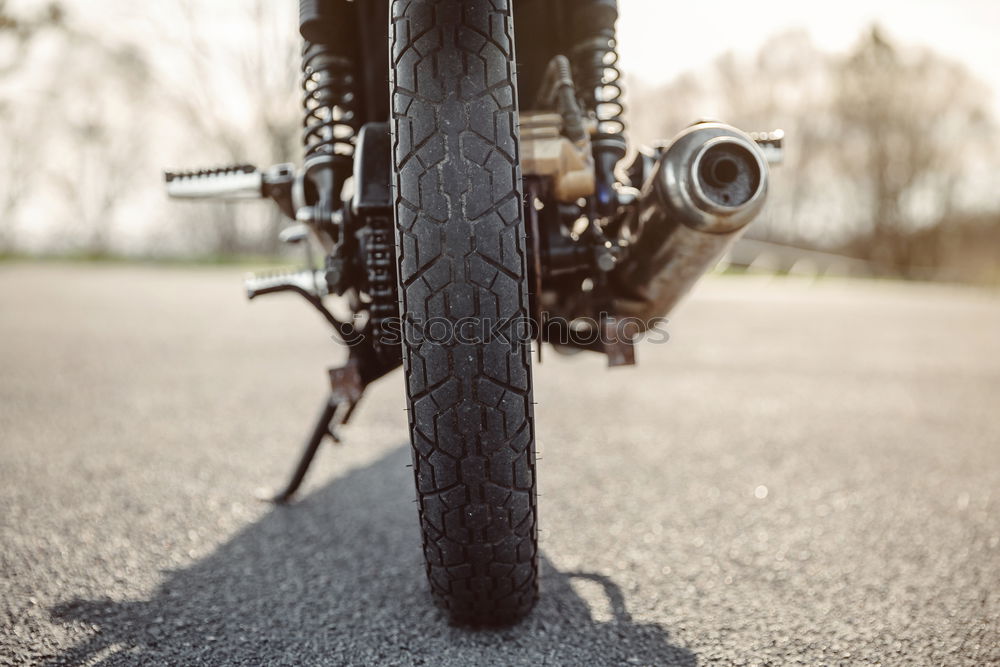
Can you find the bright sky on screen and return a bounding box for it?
[616,0,1000,109]
[36,0,1000,109]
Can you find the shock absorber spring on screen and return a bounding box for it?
[570,0,627,215]
[572,36,625,139]
[301,41,358,161]
[296,0,359,241]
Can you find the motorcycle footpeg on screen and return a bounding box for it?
[244,268,329,300]
[164,164,263,200]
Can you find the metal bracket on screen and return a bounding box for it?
[601,315,636,367]
[264,359,366,504]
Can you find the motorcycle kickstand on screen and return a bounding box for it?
[262,360,366,504]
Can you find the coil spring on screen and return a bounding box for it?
[572,34,626,139]
[365,213,400,360]
[301,41,358,160]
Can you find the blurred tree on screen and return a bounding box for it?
[713,31,844,247]
[0,0,64,253]
[835,26,995,276]
[161,0,300,256]
[629,31,846,247]
[628,26,999,280]
[42,34,151,254]
[2,0,299,257]
[1,1,153,256]
[51,41,151,255]
[0,0,63,76]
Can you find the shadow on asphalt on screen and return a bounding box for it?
[49,446,695,665]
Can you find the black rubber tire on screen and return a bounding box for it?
[389,0,539,625]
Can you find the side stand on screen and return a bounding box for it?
[265,360,366,504]
[242,267,400,504]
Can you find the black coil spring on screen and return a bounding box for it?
[364,213,400,360]
[572,34,626,139]
[301,41,358,160]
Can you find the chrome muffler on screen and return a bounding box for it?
[612,122,769,325]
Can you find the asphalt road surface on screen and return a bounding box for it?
[2,263,998,666]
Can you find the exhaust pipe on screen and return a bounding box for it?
[612,122,769,325]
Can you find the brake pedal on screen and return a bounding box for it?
[244,268,329,300]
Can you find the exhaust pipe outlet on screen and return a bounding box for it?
[612,122,769,325]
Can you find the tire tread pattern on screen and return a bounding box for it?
[389,0,538,625]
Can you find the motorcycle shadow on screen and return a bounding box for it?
[49,445,696,666]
